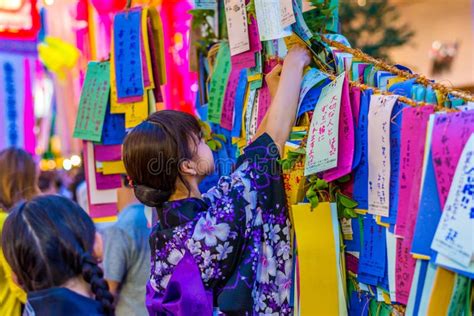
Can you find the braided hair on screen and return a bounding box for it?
[1,195,114,315]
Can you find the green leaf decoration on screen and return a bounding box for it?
[337,174,351,183]
[338,192,358,209]
[315,178,329,190]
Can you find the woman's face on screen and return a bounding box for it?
[193,137,215,178]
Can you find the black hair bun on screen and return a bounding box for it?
[133,184,172,208]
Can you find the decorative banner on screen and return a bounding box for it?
[0,53,26,149]
[0,0,41,40]
[304,72,345,176]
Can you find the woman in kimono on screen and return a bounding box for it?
[123,45,311,315]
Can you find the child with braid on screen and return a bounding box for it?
[1,195,115,316]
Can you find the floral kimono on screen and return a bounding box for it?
[146,133,293,315]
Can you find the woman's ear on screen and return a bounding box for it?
[93,232,104,264]
[179,160,197,176]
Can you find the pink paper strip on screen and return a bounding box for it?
[257,83,271,127]
[395,238,416,305]
[322,77,354,182]
[96,172,122,190]
[349,86,361,127]
[83,141,117,218]
[230,16,261,70]
[89,202,118,218]
[345,253,359,274]
[395,106,434,239]
[431,110,474,209]
[23,58,36,154]
[117,95,144,104]
[220,70,241,131]
[94,144,122,162]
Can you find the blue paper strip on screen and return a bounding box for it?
[359,216,386,278]
[113,9,144,99]
[231,70,248,138]
[101,99,126,145]
[352,89,373,208]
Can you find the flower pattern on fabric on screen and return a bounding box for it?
[148,134,292,315]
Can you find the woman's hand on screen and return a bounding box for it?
[283,45,312,70]
[265,64,282,100]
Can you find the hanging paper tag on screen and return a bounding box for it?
[367,94,398,217]
[280,0,296,27]
[224,0,250,56]
[291,0,312,41]
[431,110,474,209]
[220,69,241,130]
[208,43,232,124]
[432,134,474,267]
[304,72,345,176]
[395,106,434,237]
[254,0,292,41]
[194,0,217,9]
[113,9,144,99]
[73,61,110,142]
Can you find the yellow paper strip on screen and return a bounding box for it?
[355,208,368,215]
[426,267,455,316]
[93,216,118,223]
[141,8,155,90]
[102,160,126,175]
[292,203,339,315]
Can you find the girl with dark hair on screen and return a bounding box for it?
[0,148,39,316]
[1,195,115,316]
[123,46,311,315]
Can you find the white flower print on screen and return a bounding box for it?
[186,238,201,255]
[154,260,168,275]
[254,293,267,312]
[257,243,277,284]
[267,224,281,244]
[202,250,212,266]
[263,308,279,316]
[167,248,184,265]
[193,213,230,246]
[276,260,292,304]
[202,267,214,282]
[276,240,291,261]
[216,242,234,260]
[160,274,171,289]
[173,226,186,239]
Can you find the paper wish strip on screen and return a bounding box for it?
[367,94,398,217]
[254,0,292,41]
[73,61,110,142]
[280,0,296,27]
[304,72,345,176]
[224,0,250,56]
[432,134,474,268]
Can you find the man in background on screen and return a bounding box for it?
[103,176,150,316]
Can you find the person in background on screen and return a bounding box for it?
[38,170,61,195]
[2,195,114,316]
[103,176,150,316]
[0,148,39,316]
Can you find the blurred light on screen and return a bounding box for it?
[191,83,199,92]
[357,0,366,6]
[71,155,82,166]
[432,41,442,50]
[44,0,55,5]
[39,160,48,171]
[63,159,72,171]
[47,160,56,170]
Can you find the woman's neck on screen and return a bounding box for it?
[62,277,93,299]
[169,178,202,201]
